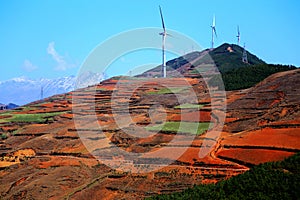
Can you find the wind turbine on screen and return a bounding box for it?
[159,6,167,78]
[211,15,217,49]
[236,25,240,46]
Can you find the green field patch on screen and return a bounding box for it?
[0,112,66,123]
[147,87,188,95]
[174,103,204,109]
[146,122,210,135]
[0,111,14,122]
[1,133,8,139]
[21,106,36,111]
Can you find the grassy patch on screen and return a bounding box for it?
[96,87,107,92]
[174,104,204,109]
[146,122,210,135]
[148,87,188,95]
[1,133,7,140]
[12,129,20,135]
[0,112,66,123]
[15,106,32,111]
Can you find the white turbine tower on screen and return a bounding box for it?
[159,6,167,78]
[211,15,217,49]
[236,25,241,46]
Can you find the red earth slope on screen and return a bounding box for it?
[0,69,299,199]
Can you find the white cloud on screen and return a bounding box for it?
[22,59,38,72]
[47,42,74,71]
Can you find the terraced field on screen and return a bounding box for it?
[0,69,300,199]
[216,69,300,166]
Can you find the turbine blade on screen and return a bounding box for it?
[212,15,216,27]
[159,6,166,32]
[213,27,217,38]
[237,25,240,35]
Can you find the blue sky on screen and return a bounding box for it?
[0,0,299,81]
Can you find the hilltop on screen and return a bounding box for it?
[139,43,296,90]
[139,43,265,76]
[208,43,265,72]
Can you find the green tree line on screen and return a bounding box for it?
[209,64,296,91]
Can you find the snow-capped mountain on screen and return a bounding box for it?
[0,76,76,106]
[0,72,106,106]
[76,71,107,89]
[0,71,107,106]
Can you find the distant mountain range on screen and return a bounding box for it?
[0,103,19,110]
[0,76,76,106]
[0,71,106,106]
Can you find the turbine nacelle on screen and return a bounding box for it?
[236,25,241,46]
[211,15,217,48]
[159,32,171,37]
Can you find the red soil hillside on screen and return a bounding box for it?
[0,69,299,199]
[216,69,300,166]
